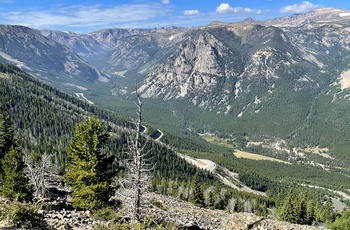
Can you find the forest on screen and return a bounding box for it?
[0,63,349,229]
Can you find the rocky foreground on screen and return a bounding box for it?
[0,174,328,230]
[40,192,327,230]
[145,193,327,230]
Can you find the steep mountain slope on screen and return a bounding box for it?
[130,12,350,168]
[0,63,216,188]
[40,27,184,66]
[0,25,109,85]
[102,27,184,73]
[40,28,152,61]
[264,8,350,27]
[38,9,350,172]
[3,9,350,174]
[0,63,130,156]
[139,24,318,106]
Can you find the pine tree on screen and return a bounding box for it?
[0,107,14,159]
[279,193,297,223]
[295,192,308,224]
[327,209,350,230]
[0,146,33,202]
[317,198,335,223]
[305,200,315,225]
[65,117,116,210]
[190,172,205,207]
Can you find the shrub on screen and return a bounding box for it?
[0,199,47,229]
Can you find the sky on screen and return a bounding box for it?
[0,0,349,34]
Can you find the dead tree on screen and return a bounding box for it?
[132,88,144,223]
[117,87,152,224]
[24,152,59,198]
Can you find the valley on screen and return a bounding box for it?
[233,150,290,164]
[1,7,350,229]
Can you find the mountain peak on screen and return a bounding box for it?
[264,8,350,27]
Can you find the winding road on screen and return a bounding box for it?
[152,130,265,196]
[177,153,216,172]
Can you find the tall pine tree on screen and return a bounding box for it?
[0,146,33,202]
[0,107,14,159]
[279,192,298,223]
[0,108,32,202]
[65,117,116,210]
[190,172,205,207]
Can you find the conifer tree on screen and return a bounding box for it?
[279,193,297,223]
[0,146,33,202]
[65,117,116,210]
[305,200,315,225]
[327,209,350,230]
[190,171,205,207]
[0,107,14,159]
[0,108,32,202]
[316,198,334,223]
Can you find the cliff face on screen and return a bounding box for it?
[0,25,108,83]
[137,24,319,115]
[41,28,152,60]
[135,10,350,116]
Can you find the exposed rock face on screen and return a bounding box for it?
[139,30,227,100]
[137,24,318,114]
[41,28,152,60]
[0,25,108,83]
[264,8,349,27]
[134,10,350,117]
[102,27,185,73]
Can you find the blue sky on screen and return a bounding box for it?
[0,0,349,34]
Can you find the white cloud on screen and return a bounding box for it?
[162,0,170,4]
[184,10,199,16]
[244,8,261,14]
[0,3,173,31]
[216,4,240,14]
[216,3,261,14]
[280,1,323,13]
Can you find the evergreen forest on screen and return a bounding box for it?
[0,63,349,229]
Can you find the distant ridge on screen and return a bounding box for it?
[264,8,350,26]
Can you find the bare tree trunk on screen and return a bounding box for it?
[132,90,143,223]
[24,152,59,198]
[115,87,152,225]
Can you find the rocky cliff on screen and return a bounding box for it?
[0,25,108,83]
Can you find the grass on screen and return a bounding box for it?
[302,146,333,159]
[233,150,290,164]
[199,133,234,149]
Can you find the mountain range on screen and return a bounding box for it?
[0,25,109,87]
[1,8,350,172]
[3,8,350,228]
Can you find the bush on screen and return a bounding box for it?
[93,207,121,222]
[0,199,47,229]
[327,209,350,230]
[150,199,167,211]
